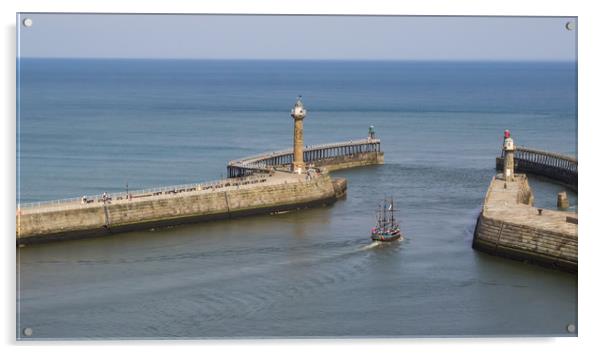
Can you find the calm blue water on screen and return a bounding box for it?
[17,59,577,338]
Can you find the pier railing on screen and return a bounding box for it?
[227,138,381,177]
[496,146,577,188]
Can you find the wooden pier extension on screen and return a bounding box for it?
[496,146,577,189]
[227,138,383,178]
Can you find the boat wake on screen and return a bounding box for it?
[361,236,404,251]
[360,241,383,251]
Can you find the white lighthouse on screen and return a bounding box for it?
[291,96,307,174]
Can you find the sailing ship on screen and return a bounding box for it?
[371,198,402,242]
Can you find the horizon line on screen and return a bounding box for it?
[17,57,577,63]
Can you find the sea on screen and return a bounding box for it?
[16,59,577,338]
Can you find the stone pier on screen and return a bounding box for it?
[475,132,578,272]
[473,175,577,272]
[17,172,345,244]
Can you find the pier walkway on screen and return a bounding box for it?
[18,172,275,215]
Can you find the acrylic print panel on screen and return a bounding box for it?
[16,14,577,339]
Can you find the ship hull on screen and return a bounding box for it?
[371,197,402,242]
[371,233,401,242]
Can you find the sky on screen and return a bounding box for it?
[17,14,577,61]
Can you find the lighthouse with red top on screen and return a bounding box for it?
[503,129,515,182]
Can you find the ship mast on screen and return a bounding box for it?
[383,201,388,227]
[390,197,395,224]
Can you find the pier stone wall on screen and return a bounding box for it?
[313,152,384,172]
[331,177,347,198]
[474,215,577,271]
[17,205,107,241]
[473,174,577,272]
[17,174,339,244]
